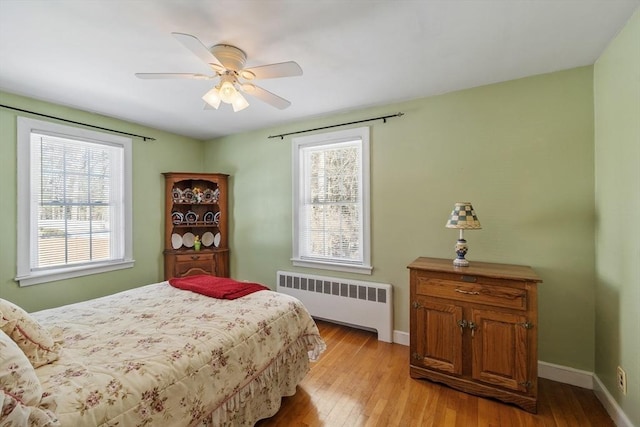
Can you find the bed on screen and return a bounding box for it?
[0,278,326,426]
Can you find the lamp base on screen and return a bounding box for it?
[453,257,470,267]
[453,238,470,267]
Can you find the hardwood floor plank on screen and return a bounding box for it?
[574,384,616,427]
[477,397,502,427]
[256,321,614,427]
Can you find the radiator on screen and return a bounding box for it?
[276,271,393,343]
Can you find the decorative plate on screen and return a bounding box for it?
[182,232,195,248]
[213,232,221,247]
[172,188,183,203]
[171,233,182,249]
[203,211,215,224]
[213,211,221,225]
[203,188,215,203]
[185,210,198,224]
[201,231,214,247]
[171,211,184,225]
[182,188,194,203]
[212,188,220,203]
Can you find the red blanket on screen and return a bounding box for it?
[168,275,269,300]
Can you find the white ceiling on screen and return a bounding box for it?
[0,1,638,140]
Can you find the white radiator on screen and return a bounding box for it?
[276,271,393,343]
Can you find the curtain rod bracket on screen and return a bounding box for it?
[268,112,404,140]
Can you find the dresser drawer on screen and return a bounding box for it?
[175,253,214,263]
[174,252,215,276]
[416,277,527,310]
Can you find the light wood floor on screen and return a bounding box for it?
[257,320,614,427]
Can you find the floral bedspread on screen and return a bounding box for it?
[30,282,325,426]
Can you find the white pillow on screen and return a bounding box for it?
[0,329,59,426]
[0,298,60,368]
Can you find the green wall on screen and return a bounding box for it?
[594,9,640,426]
[204,67,597,370]
[4,44,635,420]
[0,91,204,311]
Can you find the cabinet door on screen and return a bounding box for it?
[471,308,530,393]
[412,298,463,375]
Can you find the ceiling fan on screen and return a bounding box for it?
[135,32,303,112]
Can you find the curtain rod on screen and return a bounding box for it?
[0,104,156,141]
[267,112,404,140]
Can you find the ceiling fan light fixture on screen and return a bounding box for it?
[231,92,250,112]
[138,34,300,112]
[219,80,238,104]
[202,86,221,109]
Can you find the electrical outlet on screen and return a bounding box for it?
[617,366,627,395]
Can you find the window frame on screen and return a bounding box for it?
[16,117,134,287]
[291,126,372,274]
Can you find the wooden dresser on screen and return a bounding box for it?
[408,257,542,413]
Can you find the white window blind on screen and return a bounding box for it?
[292,127,371,274]
[16,117,133,286]
[31,133,124,268]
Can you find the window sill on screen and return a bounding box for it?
[15,259,135,287]
[291,258,373,275]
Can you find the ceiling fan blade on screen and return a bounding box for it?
[135,73,213,80]
[171,32,224,69]
[241,84,291,109]
[241,61,303,80]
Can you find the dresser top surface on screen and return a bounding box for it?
[408,257,542,283]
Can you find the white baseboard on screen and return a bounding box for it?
[593,374,635,427]
[538,360,594,389]
[393,330,409,346]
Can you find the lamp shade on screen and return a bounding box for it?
[445,202,481,229]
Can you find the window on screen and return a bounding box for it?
[292,126,371,274]
[16,117,133,286]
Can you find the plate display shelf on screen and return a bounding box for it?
[163,172,229,280]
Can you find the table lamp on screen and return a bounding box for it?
[445,202,481,267]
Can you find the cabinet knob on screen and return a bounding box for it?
[191,255,200,260]
[457,319,467,334]
[468,321,477,337]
